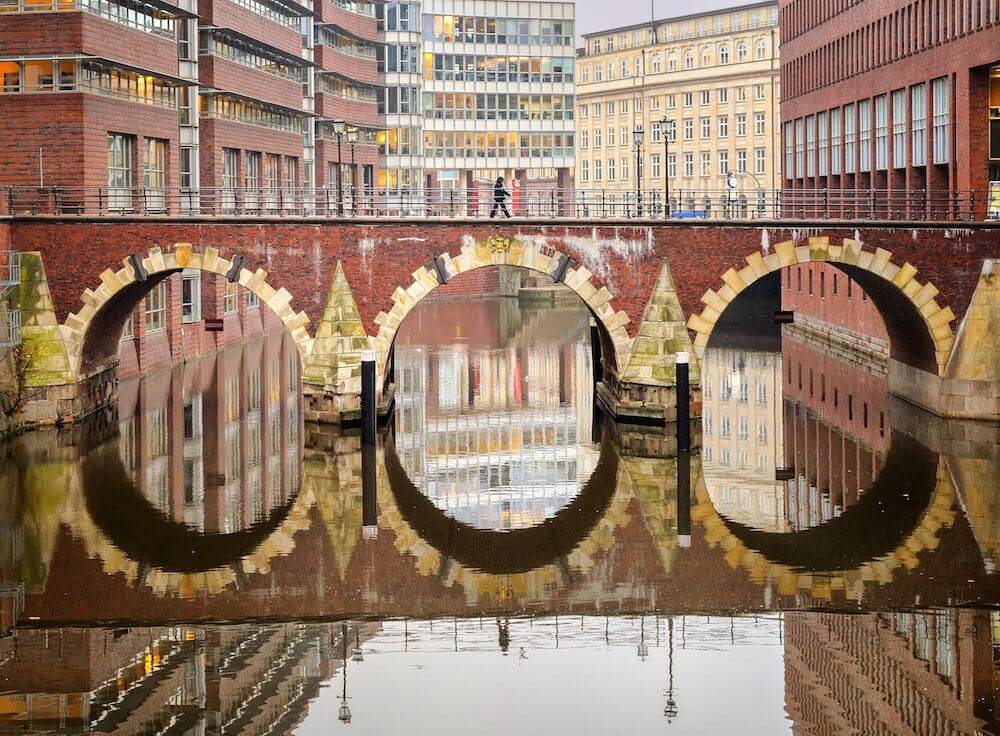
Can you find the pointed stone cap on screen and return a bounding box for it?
[621,260,699,387]
[303,262,369,392]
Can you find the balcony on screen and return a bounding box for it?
[315,0,377,41]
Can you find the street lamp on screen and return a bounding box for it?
[338,624,352,723]
[332,119,346,216]
[347,128,359,215]
[632,124,644,217]
[659,116,671,217]
[663,617,678,722]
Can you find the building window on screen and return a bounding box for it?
[817,111,828,176]
[830,108,841,175]
[736,41,747,62]
[700,116,710,139]
[718,150,729,175]
[754,112,765,136]
[245,151,260,211]
[843,103,856,174]
[784,121,793,177]
[181,271,201,323]
[700,151,711,176]
[683,92,692,107]
[718,115,729,138]
[683,118,693,141]
[594,159,602,181]
[754,84,764,100]
[651,121,661,143]
[666,94,675,108]
[718,87,727,104]
[246,289,260,309]
[107,133,133,210]
[931,77,949,164]
[683,153,693,177]
[859,100,871,172]
[143,137,166,210]
[594,128,602,147]
[911,83,927,166]
[874,95,888,170]
[667,154,676,177]
[736,149,746,173]
[607,158,615,180]
[891,89,906,168]
[805,115,815,177]
[668,53,677,71]
[754,147,765,174]
[719,45,729,64]
[736,113,746,137]
[794,118,804,176]
[700,89,710,106]
[581,160,589,181]
[683,50,694,69]
[651,154,660,178]
[145,280,167,333]
[222,148,238,210]
[755,38,766,59]
[224,280,239,315]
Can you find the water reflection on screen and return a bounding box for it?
[394,298,596,531]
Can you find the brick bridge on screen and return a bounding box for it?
[1,217,998,422]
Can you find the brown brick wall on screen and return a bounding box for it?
[201,56,304,113]
[314,93,380,128]
[781,262,888,340]
[315,46,379,85]
[315,0,379,40]
[199,118,303,190]
[198,0,304,58]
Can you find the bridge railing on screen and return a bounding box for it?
[0,184,986,221]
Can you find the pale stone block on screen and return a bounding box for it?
[794,245,811,263]
[267,287,293,313]
[565,265,593,290]
[774,240,796,266]
[881,263,900,283]
[588,286,613,309]
[871,247,892,273]
[903,279,921,298]
[374,311,389,326]
[99,268,124,293]
[737,265,758,287]
[856,249,875,270]
[687,313,714,333]
[717,284,737,303]
[928,306,955,328]
[828,245,843,260]
[892,262,918,288]
[913,282,939,307]
[605,310,630,331]
[839,239,862,264]
[745,252,767,276]
[721,268,746,294]
[161,252,179,271]
[700,288,727,312]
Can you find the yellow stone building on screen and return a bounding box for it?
[575,2,781,212]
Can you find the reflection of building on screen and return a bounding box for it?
[784,609,998,735]
[117,331,302,534]
[780,332,890,531]
[0,621,379,733]
[394,299,596,530]
[701,347,786,532]
[576,2,781,208]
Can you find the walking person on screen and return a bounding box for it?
[490,175,512,218]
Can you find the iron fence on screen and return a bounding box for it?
[0,184,987,221]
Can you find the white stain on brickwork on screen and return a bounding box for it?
[519,227,653,292]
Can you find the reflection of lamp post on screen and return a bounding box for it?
[347,128,359,215]
[633,124,644,217]
[663,617,678,721]
[352,627,364,662]
[659,117,671,217]
[637,616,649,660]
[338,624,352,723]
[333,120,346,216]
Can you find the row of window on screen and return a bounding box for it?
[423,54,575,83]
[128,274,260,337]
[421,14,574,46]
[784,78,949,179]
[200,93,305,134]
[579,148,767,181]
[582,113,769,149]
[423,93,575,121]
[0,0,177,36]
[704,412,770,441]
[582,85,770,119]
[420,130,574,159]
[376,1,417,30]
[586,7,778,54]
[332,0,375,18]
[784,265,868,302]
[107,133,167,209]
[201,30,307,82]
[0,59,180,108]
[787,361,884,436]
[581,37,770,83]
[319,28,378,60]
[321,75,378,102]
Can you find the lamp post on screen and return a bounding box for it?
[659,116,671,217]
[347,128,358,215]
[333,119,346,216]
[338,624,351,723]
[663,617,678,722]
[632,124,644,218]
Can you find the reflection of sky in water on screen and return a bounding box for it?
[394,299,597,531]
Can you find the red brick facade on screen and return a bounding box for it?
[781,262,888,341]
[779,0,999,216]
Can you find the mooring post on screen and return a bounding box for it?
[677,451,691,548]
[590,318,602,383]
[676,351,690,453]
[362,444,378,539]
[361,349,376,447]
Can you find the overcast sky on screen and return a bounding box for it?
[575,0,751,40]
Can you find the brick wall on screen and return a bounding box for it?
[201,56,304,113]
[315,46,379,85]
[315,0,379,39]
[781,262,888,341]
[199,118,303,190]
[199,0,304,57]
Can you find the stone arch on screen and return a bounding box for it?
[686,237,956,375]
[369,236,633,379]
[61,243,313,378]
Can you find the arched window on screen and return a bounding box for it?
[736,41,747,62]
[683,49,694,69]
[755,38,766,60]
[719,44,729,64]
[668,53,677,71]
[701,46,711,66]
[651,53,661,73]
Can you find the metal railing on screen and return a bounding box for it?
[0,309,21,348]
[0,184,987,221]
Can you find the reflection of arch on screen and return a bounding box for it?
[687,238,956,375]
[70,442,315,596]
[693,433,957,601]
[63,243,313,377]
[383,436,619,575]
[370,238,632,378]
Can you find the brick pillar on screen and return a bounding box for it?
[955,66,990,218]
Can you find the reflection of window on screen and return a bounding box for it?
[181,271,201,323]
[935,614,953,683]
[224,280,238,314]
[145,280,166,332]
[246,289,260,309]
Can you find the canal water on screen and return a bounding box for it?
[1,287,998,734]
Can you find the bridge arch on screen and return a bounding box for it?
[62,243,313,378]
[369,237,633,378]
[686,237,956,375]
